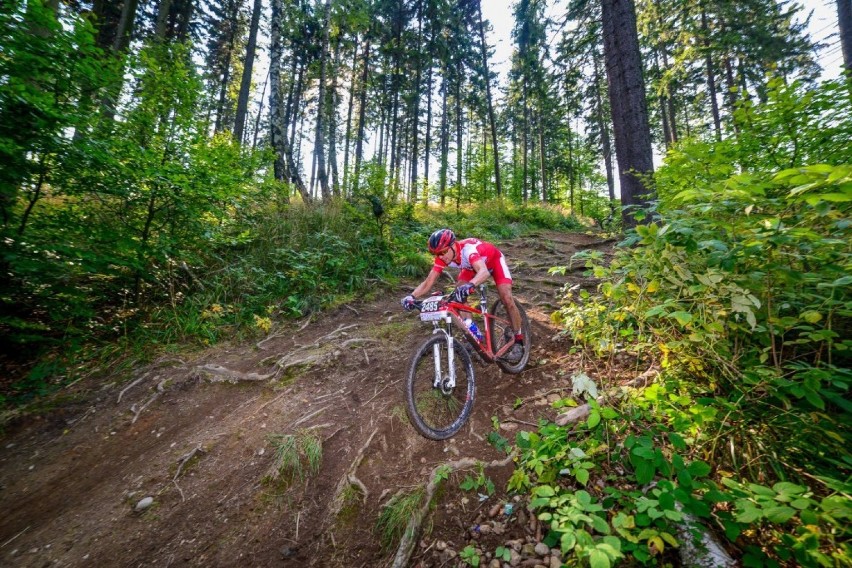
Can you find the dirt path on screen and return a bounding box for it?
[0,231,620,567]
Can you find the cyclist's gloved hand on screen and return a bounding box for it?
[450,283,475,304]
[401,294,416,311]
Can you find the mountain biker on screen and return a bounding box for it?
[401,228,525,361]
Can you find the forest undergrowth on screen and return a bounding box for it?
[516,79,851,567]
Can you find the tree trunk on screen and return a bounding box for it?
[538,116,546,201]
[409,0,424,202]
[343,40,359,196]
[154,0,172,40]
[701,4,722,140]
[439,73,449,206]
[353,36,371,196]
[476,0,501,197]
[314,0,331,201]
[601,0,655,227]
[234,0,262,143]
[214,49,233,135]
[424,33,435,205]
[593,56,616,216]
[455,58,463,197]
[328,36,340,197]
[838,0,852,75]
[269,0,309,202]
[522,76,529,202]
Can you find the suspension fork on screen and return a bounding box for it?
[432,316,456,390]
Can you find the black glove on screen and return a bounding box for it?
[401,295,416,311]
[450,283,475,304]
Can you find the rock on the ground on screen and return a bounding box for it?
[134,496,153,511]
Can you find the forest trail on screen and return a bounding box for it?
[0,230,625,567]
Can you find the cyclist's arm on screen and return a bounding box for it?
[465,258,490,287]
[411,269,441,298]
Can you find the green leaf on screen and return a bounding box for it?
[591,514,611,534]
[587,411,601,429]
[764,506,796,523]
[561,532,577,551]
[736,506,762,524]
[687,461,712,478]
[589,549,612,568]
[535,485,556,498]
[635,459,655,485]
[799,310,823,324]
[669,311,693,326]
[575,468,590,485]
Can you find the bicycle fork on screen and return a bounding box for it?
[432,319,456,393]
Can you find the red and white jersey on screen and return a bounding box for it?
[432,238,513,285]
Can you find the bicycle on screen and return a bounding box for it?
[404,284,531,440]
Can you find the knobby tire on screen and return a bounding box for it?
[405,335,475,440]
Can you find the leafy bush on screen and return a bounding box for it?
[540,78,852,566]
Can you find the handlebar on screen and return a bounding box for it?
[411,284,487,312]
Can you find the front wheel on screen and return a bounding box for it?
[490,298,532,374]
[405,335,475,440]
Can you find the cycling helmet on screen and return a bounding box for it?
[428,228,456,254]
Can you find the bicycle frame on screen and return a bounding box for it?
[421,285,517,365]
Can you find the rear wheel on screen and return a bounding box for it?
[405,335,475,440]
[490,298,531,374]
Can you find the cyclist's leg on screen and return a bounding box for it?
[495,283,521,334]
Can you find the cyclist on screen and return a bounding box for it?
[401,228,525,361]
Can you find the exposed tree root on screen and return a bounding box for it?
[391,452,517,568]
[195,363,276,383]
[329,428,379,518]
[554,365,659,426]
[131,392,160,424]
[173,444,206,502]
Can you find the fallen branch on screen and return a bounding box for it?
[555,366,659,426]
[391,451,517,568]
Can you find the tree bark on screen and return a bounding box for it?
[328,36,341,196]
[601,0,655,227]
[838,0,852,75]
[269,0,309,202]
[234,0,262,143]
[314,0,331,201]
[700,4,722,141]
[409,0,424,202]
[593,56,616,216]
[353,36,371,196]
[343,41,359,196]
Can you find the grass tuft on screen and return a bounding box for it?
[375,488,424,551]
[265,430,322,485]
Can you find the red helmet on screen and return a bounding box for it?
[428,228,456,254]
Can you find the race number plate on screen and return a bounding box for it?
[419,295,448,322]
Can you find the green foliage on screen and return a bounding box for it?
[459,545,480,566]
[459,463,495,496]
[375,488,424,551]
[265,430,322,484]
[541,77,852,566]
